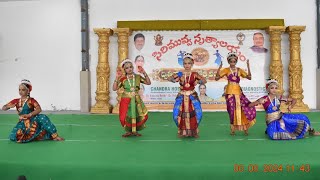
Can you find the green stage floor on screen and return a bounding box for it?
[0,112,319,180]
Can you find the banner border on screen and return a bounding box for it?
[117,19,285,30]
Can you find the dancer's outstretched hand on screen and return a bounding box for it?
[258,98,266,104]
[116,67,123,79]
[138,66,145,74]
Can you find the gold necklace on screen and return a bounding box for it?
[230,67,237,80]
[184,72,192,88]
[127,74,135,92]
[18,97,29,112]
[268,95,278,111]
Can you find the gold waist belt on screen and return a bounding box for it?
[123,91,138,96]
[179,90,196,96]
[266,111,282,124]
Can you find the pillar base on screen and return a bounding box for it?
[290,104,310,112]
[112,104,119,114]
[280,102,310,113]
[80,71,91,113]
[91,105,112,114]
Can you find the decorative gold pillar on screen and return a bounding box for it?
[286,26,309,112]
[91,28,113,114]
[112,28,132,114]
[266,26,286,95]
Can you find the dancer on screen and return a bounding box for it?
[168,53,207,138]
[249,79,320,140]
[113,59,151,137]
[1,79,64,143]
[213,50,223,66]
[215,52,256,136]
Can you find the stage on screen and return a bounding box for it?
[0,112,319,180]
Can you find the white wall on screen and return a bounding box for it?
[0,0,317,110]
[89,0,318,109]
[0,0,81,110]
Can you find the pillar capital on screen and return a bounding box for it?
[94,28,114,36]
[286,26,306,34]
[113,28,132,36]
[266,26,286,34]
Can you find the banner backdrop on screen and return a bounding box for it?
[128,30,270,111]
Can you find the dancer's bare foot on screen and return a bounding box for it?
[122,132,132,138]
[308,128,320,136]
[132,132,142,137]
[312,131,320,136]
[193,134,199,138]
[53,136,64,141]
[244,130,249,136]
[230,126,235,136]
